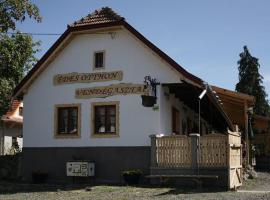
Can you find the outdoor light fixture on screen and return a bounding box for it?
[198,89,207,136]
[197,87,208,176]
[141,76,160,107]
[199,89,207,100]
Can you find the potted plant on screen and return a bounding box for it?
[32,170,48,183]
[122,169,142,185]
[141,95,156,107]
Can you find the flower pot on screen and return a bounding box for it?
[123,173,141,185]
[141,95,156,107]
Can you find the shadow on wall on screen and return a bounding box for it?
[0,154,22,181]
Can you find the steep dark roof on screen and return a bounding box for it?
[13,7,203,97]
[69,7,124,27]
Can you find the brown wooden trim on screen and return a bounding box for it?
[54,103,81,139]
[91,101,120,138]
[212,85,255,103]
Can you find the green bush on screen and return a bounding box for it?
[122,169,143,185]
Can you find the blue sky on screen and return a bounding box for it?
[16,0,270,97]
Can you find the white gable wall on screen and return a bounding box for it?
[23,28,183,147]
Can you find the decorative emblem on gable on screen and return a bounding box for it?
[53,71,123,85]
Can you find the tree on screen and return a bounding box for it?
[236,46,270,116]
[0,0,41,32]
[0,0,41,116]
[0,33,39,115]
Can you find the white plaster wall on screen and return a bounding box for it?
[23,28,183,147]
[4,136,12,154]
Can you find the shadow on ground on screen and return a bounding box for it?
[0,180,227,195]
[154,187,226,196]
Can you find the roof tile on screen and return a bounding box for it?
[69,7,125,27]
[4,100,21,117]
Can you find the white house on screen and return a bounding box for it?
[0,100,23,155]
[13,7,234,183]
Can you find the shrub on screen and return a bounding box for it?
[122,169,142,185]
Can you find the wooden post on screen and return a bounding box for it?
[244,101,249,166]
[227,132,231,190]
[149,134,157,167]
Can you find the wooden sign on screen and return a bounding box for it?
[75,83,149,99]
[53,71,123,85]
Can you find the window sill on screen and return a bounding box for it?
[54,134,81,139]
[93,66,105,71]
[91,133,119,138]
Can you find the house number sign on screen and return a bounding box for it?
[53,71,123,85]
[75,83,149,99]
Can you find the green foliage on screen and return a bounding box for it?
[0,0,41,116]
[0,33,39,115]
[0,0,41,33]
[0,78,15,115]
[0,33,39,81]
[236,46,270,116]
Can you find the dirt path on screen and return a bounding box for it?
[0,172,269,200]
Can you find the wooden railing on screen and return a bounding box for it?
[150,132,241,169]
[150,130,242,189]
[199,134,228,167]
[155,135,191,167]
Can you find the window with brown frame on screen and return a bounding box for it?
[94,51,105,69]
[92,102,119,137]
[55,104,81,137]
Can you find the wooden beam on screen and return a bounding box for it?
[212,85,254,102]
[244,101,249,166]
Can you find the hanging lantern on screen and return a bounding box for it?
[141,76,160,107]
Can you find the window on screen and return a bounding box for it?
[19,107,23,116]
[94,51,105,69]
[91,102,119,137]
[54,104,81,138]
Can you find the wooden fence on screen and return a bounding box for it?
[156,135,191,167]
[228,130,242,189]
[199,134,228,167]
[150,131,242,189]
